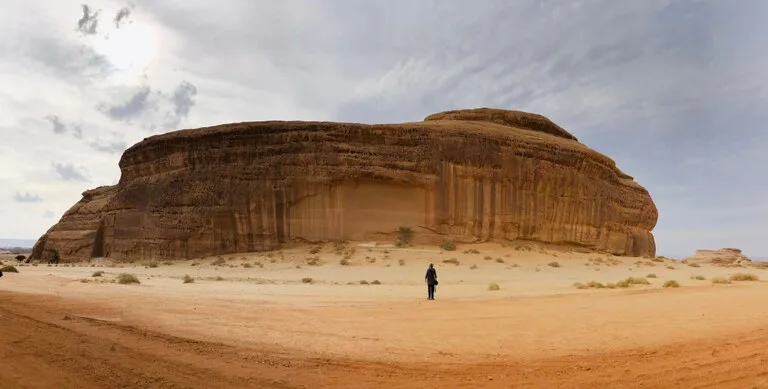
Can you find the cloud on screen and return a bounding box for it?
[44,115,67,134]
[14,192,42,203]
[89,139,127,154]
[114,7,132,28]
[100,85,153,122]
[163,81,198,129]
[76,4,100,35]
[52,162,90,182]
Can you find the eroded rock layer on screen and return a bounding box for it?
[31,109,658,262]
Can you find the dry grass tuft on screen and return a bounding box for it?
[663,280,680,288]
[488,282,500,291]
[183,274,194,284]
[729,273,759,282]
[547,261,560,268]
[116,273,140,285]
[646,273,658,278]
[443,258,460,265]
[711,276,732,285]
[92,270,104,277]
[301,277,313,284]
[688,263,701,268]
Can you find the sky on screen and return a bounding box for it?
[1,0,767,258]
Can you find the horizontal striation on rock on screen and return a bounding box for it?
[31,109,658,262]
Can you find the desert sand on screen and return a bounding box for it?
[2,243,768,388]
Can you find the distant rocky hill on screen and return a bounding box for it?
[683,248,752,265]
[30,108,658,262]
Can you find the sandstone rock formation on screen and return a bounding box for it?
[683,248,752,265]
[31,108,658,262]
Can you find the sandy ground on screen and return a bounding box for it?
[2,243,768,388]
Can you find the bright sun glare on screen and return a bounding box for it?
[91,22,157,80]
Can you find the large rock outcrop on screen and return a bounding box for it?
[31,108,658,262]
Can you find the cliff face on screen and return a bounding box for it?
[31,108,658,262]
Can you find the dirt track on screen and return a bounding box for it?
[2,290,768,389]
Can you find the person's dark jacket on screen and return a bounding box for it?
[425,267,437,285]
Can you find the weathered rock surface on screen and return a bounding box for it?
[683,248,752,265]
[31,108,658,262]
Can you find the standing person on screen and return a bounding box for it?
[425,263,438,300]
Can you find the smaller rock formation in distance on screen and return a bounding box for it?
[683,248,752,265]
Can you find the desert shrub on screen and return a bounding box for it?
[306,256,320,266]
[191,262,200,266]
[397,226,414,243]
[586,281,606,289]
[488,282,500,291]
[440,240,456,251]
[339,259,350,266]
[1,265,19,273]
[729,273,759,282]
[242,263,253,268]
[309,246,321,254]
[371,280,381,285]
[711,276,732,284]
[652,257,665,263]
[15,255,26,262]
[625,277,651,285]
[484,256,493,260]
[116,273,140,285]
[359,280,369,285]
[301,277,313,284]
[615,280,630,288]
[211,258,226,266]
[690,275,706,281]
[144,261,159,268]
[688,263,701,268]
[162,261,174,266]
[443,258,460,265]
[398,259,405,266]
[213,276,225,281]
[646,273,658,278]
[605,283,617,289]
[463,249,480,254]
[573,282,588,289]
[183,274,194,284]
[547,261,560,268]
[495,258,505,263]
[666,265,675,270]
[469,264,478,270]
[663,280,680,288]
[92,271,104,277]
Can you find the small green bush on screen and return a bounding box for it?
[116,273,140,285]
[440,240,456,251]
